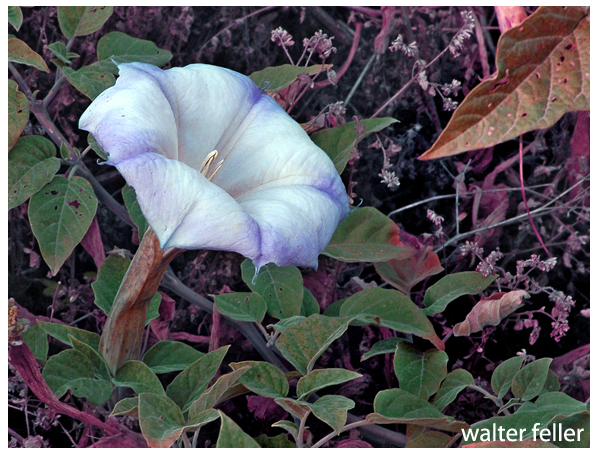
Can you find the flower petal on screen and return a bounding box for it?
[115,152,261,260]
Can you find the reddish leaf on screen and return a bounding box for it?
[149,292,177,341]
[80,216,105,269]
[374,231,444,295]
[87,433,148,448]
[247,395,288,421]
[334,439,373,448]
[567,111,589,201]
[453,290,530,336]
[494,6,528,33]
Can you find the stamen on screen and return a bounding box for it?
[200,150,224,181]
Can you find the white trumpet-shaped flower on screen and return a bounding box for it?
[79,62,349,269]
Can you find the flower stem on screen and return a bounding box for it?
[99,227,181,374]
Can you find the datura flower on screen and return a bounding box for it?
[79,62,349,269]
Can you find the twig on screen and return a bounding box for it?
[344,53,376,106]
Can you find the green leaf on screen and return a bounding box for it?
[8,37,49,72]
[9,136,60,209]
[166,345,228,412]
[269,315,306,333]
[184,408,220,432]
[249,63,326,92]
[371,388,468,432]
[188,367,249,417]
[393,340,448,400]
[229,361,289,398]
[491,356,525,399]
[241,260,304,319]
[422,272,498,316]
[57,6,113,40]
[405,431,453,448]
[275,314,352,375]
[8,80,30,151]
[463,392,588,445]
[8,6,23,31]
[63,65,115,100]
[96,31,173,73]
[214,292,267,323]
[296,368,362,400]
[92,254,160,325]
[300,287,320,317]
[28,176,98,275]
[21,325,49,362]
[308,395,355,435]
[551,411,590,448]
[113,360,165,396]
[138,393,185,448]
[541,369,561,395]
[110,396,139,417]
[432,369,474,411]
[121,184,149,240]
[511,358,552,401]
[88,133,108,161]
[271,420,299,439]
[323,207,414,262]
[42,349,112,405]
[46,42,79,65]
[217,412,261,448]
[420,6,589,160]
[70,336,110,381]
[360,337,403,362]
[340,287,444,350]
[38,320,100,351]
[142,341,204,374]
[255,433,296,449]
[311,117,398,173]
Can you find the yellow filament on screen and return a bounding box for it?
[200,150,224,181]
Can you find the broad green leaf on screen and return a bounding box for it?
[296,368,362,400]
[46,42,79,65]
[214,292,267,323]
[541,369,561,395]
[371,388,468,433]
[420,6,589,160]
[9,136,60,209]
[121,185,148,240]
[551,412,590,448]
[249,63,327,92]
[8,80,30,150]
[88,133,108,161]
[272,420,299,439]
[275,314,352,375]
[184,408,220,432]
[142,341,204,374]
[92,254,161,325]
[28,176,98,275]
[300,287,320,316]
[42,349,112,406]
[8,6,23,31]
[308,395,355,435]
[422,272,498,316]
[393,340,448,400]
[188,367,249,417]
[38,320,100,351]
[269,315,306,333]
[110,396,139,417]
[323,207,414,262]
[340,287,444,350]
[432,369,474,411]
[311,117,398,173]
[511,358,552,401]
[255,433,296,449]
[70,336,110,381]
[322,298,346,317]
[21,325,49,362]
[241,260,303,319]
[114,360,165,396]
[463,392,588,445]
[491,356,525,399]
[96,31,173,73]
[360,337,403,362]
[57,6,113,40]
[8,38,49,72]
[216,412,261,448]
[166,345,228,412]
[63,65,115,100]
[230,361,289,398]
[274,397,312,420]
[138,393,185,448]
